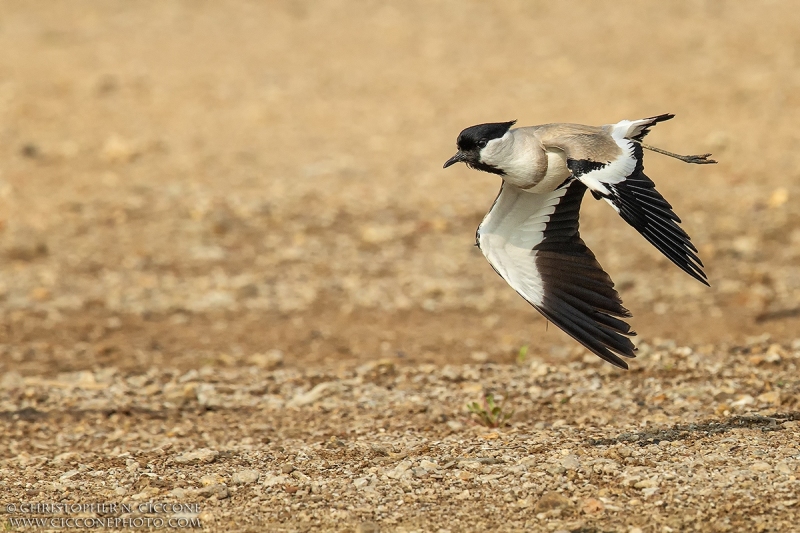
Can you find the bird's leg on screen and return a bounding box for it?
[638,142,717,164]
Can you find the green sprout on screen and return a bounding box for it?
[467,393,514,428]
[516,344,529,364]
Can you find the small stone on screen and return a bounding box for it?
[756,391,780,405]
[446,420,464,431]
[534,491,572,512]
[731,395,755,407]
[288,381,344,407]
[360,224,397,244]
[262,474,288,487]
[126,459,139,473]
[132,487,160,500]
[457,470,475,481]
[441,366,461,381]
[51,452,78,466]
[419,460,438,470]
[195,384,221,407]
[353,477,371,489]
[281,464,295,474]
[634,478,657,489]
[582,497,604,514]
[200,474,225,486]
[412,467,428,478]
[102,134,139,163]
[173,449,219,465]
[356,522,380,533]
[231,469,260,485]
[198,483,229,499]
[247,349,284,370]
[59,470,79,482]
[602,462,619,474]
[560,454,580,470]
[750,461,771,472]
[470,351,489,363]
[0,371,24,390]
[141,382,162,396]
[765,344,784,362]
[198,511,215,525]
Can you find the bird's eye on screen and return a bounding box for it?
[477,139,488,148]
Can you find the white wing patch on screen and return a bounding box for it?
[477,184,569,307]
[575,138,636,198]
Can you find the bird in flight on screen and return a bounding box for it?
[443,114,714,368]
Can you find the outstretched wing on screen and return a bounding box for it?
[558,115,708,285]
[477,180,636,368]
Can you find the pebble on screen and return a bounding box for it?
[750,462,772,472]
[534,491,572,512]
[198,483,229,499]
[231,469,260,485]
[0,371,24,389]
[355,523,380,533]
[51,452,78,466]
[262,474,288,487]
[288,382,344,407]
[446,420,464,431]
[419,459,438,470]
[582,498,605,514]
[200,474,225,486]
[59,470,79,482]
[561,454,580,470]
[173,449,219,465]
[247,349,284,370]
[756,391,780,405]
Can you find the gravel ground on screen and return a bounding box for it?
[2,339,800,531]
[1,1,800,531]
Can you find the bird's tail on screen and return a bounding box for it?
[609,113,675,141]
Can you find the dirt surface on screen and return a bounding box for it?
[1,1,800,531]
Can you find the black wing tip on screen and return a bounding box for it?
[593,343,636,370]
[693,272,711,287]
[649,113,675,123]
[605,173,712,287]
[607,357,629,370]
[534,304,637,369]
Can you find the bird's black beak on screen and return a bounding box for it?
[443,151,466,169]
